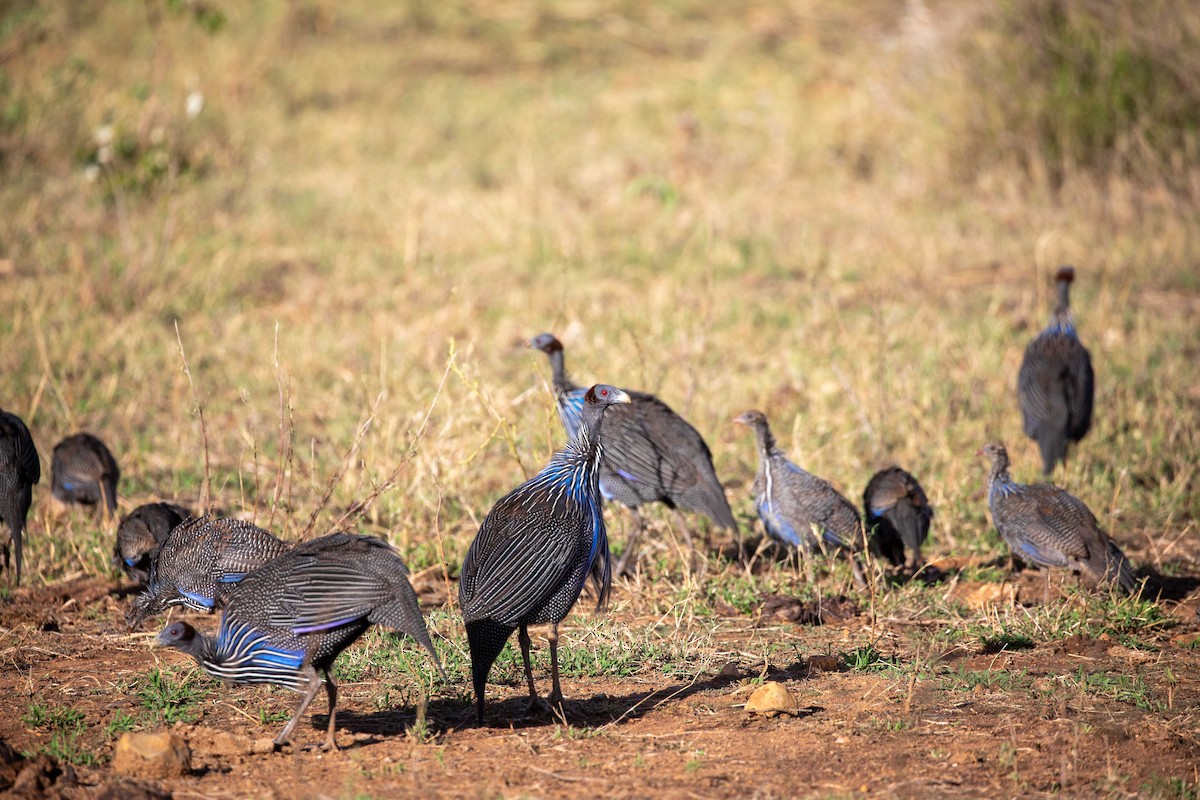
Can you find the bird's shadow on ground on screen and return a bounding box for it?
[322,665,821,745]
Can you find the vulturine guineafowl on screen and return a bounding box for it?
[157,532,445,751]
[1017,266,1094,474]
[114,502,192,585]
[460,384,630,725]
[980,442,1135,596]
[51,432,120,518]
[528,333,735,573]
[127,515,289,629]
[863,466,933,572]
[0,409,40,585]
[734,410,866,585]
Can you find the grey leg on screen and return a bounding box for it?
[546,622,563,709]
[614,507,646,577]
[518,624,541,712]
[321,669,339,752]
[275,665,323,749]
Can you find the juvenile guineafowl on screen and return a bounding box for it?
[460,384,629,724]
[1017,266,1094,474]
[734,410,865,584]
[863,467,933,571]
[980,442,1135,595]
[114,502,193,584]
[157,532,445,751]
[127,515,289,628]
[0,409,40,585]
[529,333,735,571]
[51,433,120,518]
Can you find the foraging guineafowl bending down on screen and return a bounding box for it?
[157,532,445,751]
[1017,266,1094,474]
[980,442,1135,595]
[127,515,289,629]
[0,409,40,586]
[114,502,193,585]
[528,333,734,572]
[51,432,120,518]
[734,410,866,584]
[460,384,630,725]
[863,466,933,571]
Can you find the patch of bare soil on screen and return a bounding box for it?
[2,577,1198,799]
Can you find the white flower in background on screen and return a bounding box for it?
[186,91,204,119]
[94,124,114,164]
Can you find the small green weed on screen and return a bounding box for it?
[841,645,903,673]
[138,667,213,724]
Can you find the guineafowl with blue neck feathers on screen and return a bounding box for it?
[114,502,192,585]
[460,383,630,724]
[1017,266,1094,474]
[864,466,933,571]
[127,515,289,629]
[735,410,866,585]
[528,334,734,572]
[980,442,1135,595]
[51,432,120,518]
[157,532,445,751]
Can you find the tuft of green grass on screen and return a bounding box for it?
[137,667,214,724]
[840,645,903,674]
[21,700,98,765]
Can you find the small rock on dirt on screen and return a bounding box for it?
[806,654,842,673]
[113,732,191,779]
[744,681,800,717]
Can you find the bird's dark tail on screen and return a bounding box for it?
[1105,541,1138,595]
[1036,429,1066,476]
[465,619,515,725]
[886,502,924,568]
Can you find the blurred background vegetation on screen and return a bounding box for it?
[0,0,1196,582]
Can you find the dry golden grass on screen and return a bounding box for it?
[1,0,1196,598]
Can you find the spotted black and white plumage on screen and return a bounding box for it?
[113,502,193,585]
[127,515,289,628]
[460,383,630,724]
[735,410,864,561]
[864,466,933,571]
[981,442,1135,594]
[156,532,445,751]
[0,409,40,586]
[51,432,120,517]
[1017,266,1094,475]
[528,334,735,569]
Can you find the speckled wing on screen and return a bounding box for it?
[459,485,587,627]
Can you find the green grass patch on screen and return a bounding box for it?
[137,667,214,724]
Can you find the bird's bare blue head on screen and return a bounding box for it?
[584,384,630,407]
[155,620,198,651]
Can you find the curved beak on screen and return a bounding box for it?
[611,388,632,405]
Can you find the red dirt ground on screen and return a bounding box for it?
[2,575,1198,799]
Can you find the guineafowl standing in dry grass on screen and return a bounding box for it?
[114,502,193,585]
[461,384,629,725]
[529,333,735,572]
[127,515,290,628]
[0,408,40,585]
[1018,266,1094,474]
[51,432,120,518]
[157,532,445,751]
[980,442,1135,595]
[864,466,933,572]
[734,410,866,586]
